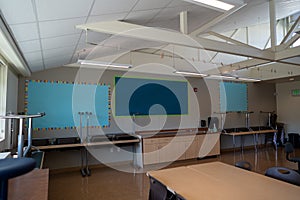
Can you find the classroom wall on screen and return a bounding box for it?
[4,69,18,149]
[0,67,18,150]
[18,67,204,138]
[18,66,276,168]
[220,82,277,149]
[276,81,300,134]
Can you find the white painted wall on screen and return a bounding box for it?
[5,69,18,149]
[0,66,18,150]
[0,64,8,150]
[276,81,300,134]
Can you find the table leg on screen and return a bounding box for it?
[85,148,91,176]
[133,143,137,175]
[233,135,236,155]
[253,134,257,152]
[80,148,86,177]
[273,132,277,150]
[241,135,244,154]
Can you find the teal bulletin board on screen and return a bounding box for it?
[115,77,188,116]
[25,80,110,130]
[220,82,248,112]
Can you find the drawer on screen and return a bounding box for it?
[143,138,159,145]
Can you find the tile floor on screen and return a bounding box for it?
[48,146,300,200]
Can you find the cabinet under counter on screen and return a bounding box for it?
[136,128,220,166]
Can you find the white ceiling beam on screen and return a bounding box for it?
[214,59,270,73]
[280,16,300,45]
[208,31,259,49]
[190,36,274,60]
[189,4,247,36]
[180,11,188,34]
[275,46,300,61]
[218,46,300,73]
[76,21,275,61]
[277,34,300,51]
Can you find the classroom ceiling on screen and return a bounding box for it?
[0,0,299,82]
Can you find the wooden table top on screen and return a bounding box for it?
[36,139,140,150]
[148,162,300,200]
[8,169,49,200]
[222,129,277,136]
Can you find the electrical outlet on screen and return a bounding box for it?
[110,147,113,152]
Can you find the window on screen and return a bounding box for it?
[0,62,7,143]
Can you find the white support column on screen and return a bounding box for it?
[180,11,188,34]
[269,0,277,51]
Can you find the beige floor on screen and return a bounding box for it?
[48,146,300,200]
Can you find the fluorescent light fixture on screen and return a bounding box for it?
[187,0,235,11]
[174,71,208,77]
[237,77,261,82]
[78,59,132,69]
[208,75,237,80]
[207,75,261,82]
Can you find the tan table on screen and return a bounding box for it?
[8,169,49,200]
[36,139,140,150]
[222,129,277,151]
[35,139,140,176]
[148,162,300,200]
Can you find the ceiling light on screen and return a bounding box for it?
[174,71,208,77]
[208,75,237,80]
[185,0,235,11]
[289,78,295,81]
[207,75,261,82]
[237,77,261,82]
[78,59,132,69]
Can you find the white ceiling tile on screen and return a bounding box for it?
[150,6,193,21]
[147,18,180,31]
[39,18,85,39]
[91,0,137,15]
[24,51,43,63]
[41,34,81,50]
[44,55,72,68]
[132,0,172,11]
[43,46,76,59]
[0,0,35,24]
[9,23,39,42]
[28,60,44,72]
[188,7,221,33]
[35,0,94,21]
[125,9,161,24]
[87,13,128,23]
[18,40,41,53]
